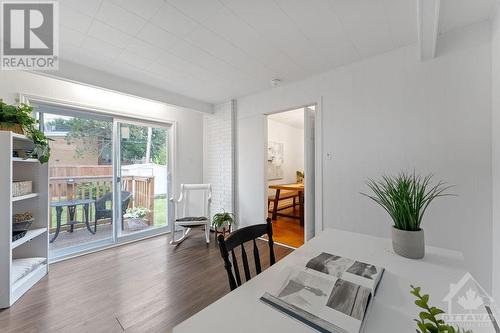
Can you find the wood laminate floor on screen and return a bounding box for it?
[0,229,292,333]
[266,207,304,248]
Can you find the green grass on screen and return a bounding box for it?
[50,197,168,229]
[153,197,167,226]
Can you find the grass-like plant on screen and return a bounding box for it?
[362,172,453,231]
[411,285,473,333]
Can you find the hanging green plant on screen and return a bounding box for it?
[0,100,52,163]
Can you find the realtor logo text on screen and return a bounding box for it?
[1,1,58,70]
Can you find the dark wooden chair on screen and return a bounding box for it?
[217,218,276,291]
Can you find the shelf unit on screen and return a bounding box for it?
[12,193,39,202]
[11,228,46,249]
[12,157,39,163]
[0,131,49,308]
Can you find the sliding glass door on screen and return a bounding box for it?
[35,102,172,260]
[36,105,114,257]
[115,120,170,240]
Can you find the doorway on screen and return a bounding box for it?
[266,105,316,248]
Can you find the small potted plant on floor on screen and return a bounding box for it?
[0,100,51,163]
[212,210,235,240]
[124,207,150,221]
[362,172,453,259]
[124,207,151,231]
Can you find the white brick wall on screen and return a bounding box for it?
[203,101,235,220]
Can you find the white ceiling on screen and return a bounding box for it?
[57,0,496,105]
[268,108,305,129]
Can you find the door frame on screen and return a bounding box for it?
[20,93,178,260]
[264,99,324,244]
[112,117,173,243]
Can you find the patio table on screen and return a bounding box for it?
[50,199,95,243]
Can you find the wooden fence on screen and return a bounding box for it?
[49,165,112,177]
[49,165,154,230]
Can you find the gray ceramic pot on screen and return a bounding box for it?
[391,227,425,259]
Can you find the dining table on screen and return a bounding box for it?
[174,228,467,332]
[269,183,305,225]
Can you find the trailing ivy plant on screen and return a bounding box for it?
[0,100,51,163]
[411,285,473,333]
[362,172,454,231]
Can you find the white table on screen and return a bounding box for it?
[174,228,466,332]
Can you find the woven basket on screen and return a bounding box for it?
[12,181,32,197]
[0,123,24,135]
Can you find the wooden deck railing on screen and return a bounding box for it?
[49,175,155,230]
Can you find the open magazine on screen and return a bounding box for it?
[260,252,384,333]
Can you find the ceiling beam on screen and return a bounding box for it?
[417,0,441,61]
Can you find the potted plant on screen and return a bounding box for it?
[0,100,51,163]
[296,170,304,183]
[124,207,150,220]
[212,210,235,234]
[362,172,453,259]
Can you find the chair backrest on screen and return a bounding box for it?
[177,184,211,218]
[217,218,276,291]
[121,192,132,213]
[96,191,132,211]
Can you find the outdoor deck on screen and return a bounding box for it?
[47,165,167,251]
[48,220,162,251]
[49,223,113,251]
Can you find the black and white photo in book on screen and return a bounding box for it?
[276,270,333,314]
[306,252,355,278]
[346,261,378,280]
[306,252,384,291]
[326,279,371,321]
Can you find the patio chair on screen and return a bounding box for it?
[170,184,211,245]
[94,191,132,232]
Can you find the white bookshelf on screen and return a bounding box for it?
[0,131,49,308]
[11,193,39,202]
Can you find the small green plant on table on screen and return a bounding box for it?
[411,285,473,333]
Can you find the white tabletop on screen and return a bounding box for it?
[174,228,466,332]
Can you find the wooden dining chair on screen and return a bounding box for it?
[217,218,276,291]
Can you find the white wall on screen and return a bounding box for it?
[203,101,235,219]
[267,118,304,187]
[237,22,493,291]
[491,1,500,303]
[0,70,204,196]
